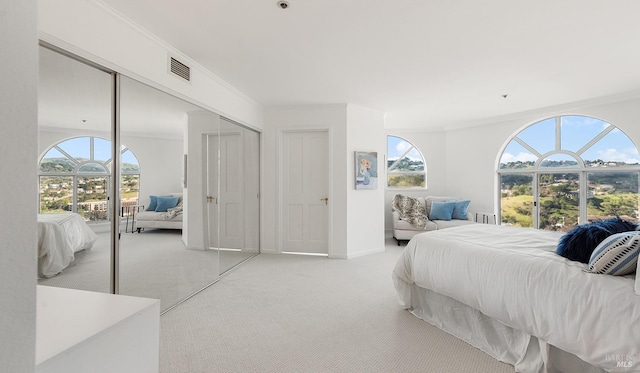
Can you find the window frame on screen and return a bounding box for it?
[386,135,427,189]
[38,136,140,222]
[497,115,640,229]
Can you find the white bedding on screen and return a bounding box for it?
[392,224,640,372]
[37,213,97,278]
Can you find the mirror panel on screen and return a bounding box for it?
[118,76,219,311]
[37,46,113,292]
[218,119,260,274]
[37,44,260,312]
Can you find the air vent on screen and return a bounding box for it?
[170,57,191,82]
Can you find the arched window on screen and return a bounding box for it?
[39,136,140,222]
[387,135,426,188]
[498,116,640,231]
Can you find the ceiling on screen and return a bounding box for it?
[97,0,640,130]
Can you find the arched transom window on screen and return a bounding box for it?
[39,136,140,222]
[498,115,640,231]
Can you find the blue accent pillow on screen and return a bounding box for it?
[146,195,160,211]
[557,217,638,263]
[155,196,179,212]
[451,200,470,220]
[429,201,455,221]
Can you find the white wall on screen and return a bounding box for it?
[383,129,447,234]
[0,1,37,371]
[38,0,263,130]
[263,105,348,257]
[123,135,184,201]
[346,105,386,257]
[264,104,386,258]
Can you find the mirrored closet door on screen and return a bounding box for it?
[215,118,260,275]
[37,44,260,313]
[117,76,219,310]
[37,45,115,293]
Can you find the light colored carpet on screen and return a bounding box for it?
[38,228,255,312]
[159,239,515,373]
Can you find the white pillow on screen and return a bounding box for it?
[589,231,640,276]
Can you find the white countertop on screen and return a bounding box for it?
[36,285,159,366]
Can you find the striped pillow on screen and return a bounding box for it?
[589,231,640,275]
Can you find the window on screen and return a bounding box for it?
[498,116,640,231]
[387,135,426,188]
[39,136,140,222]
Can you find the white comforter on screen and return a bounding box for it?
[392,224,640,371]
[37,213,98,278]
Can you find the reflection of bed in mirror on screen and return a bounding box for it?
[37,213,98,278]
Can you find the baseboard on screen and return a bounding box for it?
[346,247,385,259]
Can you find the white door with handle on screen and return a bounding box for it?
[206,132,244,250]
[281,130,329,254]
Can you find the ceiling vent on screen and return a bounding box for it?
[169,56,191,82]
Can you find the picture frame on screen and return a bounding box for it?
[354,151,378,190]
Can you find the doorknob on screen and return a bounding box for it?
[321,197,328,205]
[207,196,217,203]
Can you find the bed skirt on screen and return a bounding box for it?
[408,283,604,373]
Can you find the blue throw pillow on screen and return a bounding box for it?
[429,201,455,221]
[146,195,160,211]
[155,196,179,212]
[451,200,470,220]
[557,217,638,264]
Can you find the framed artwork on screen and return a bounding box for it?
[355,151,378,190]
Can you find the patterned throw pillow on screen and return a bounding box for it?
[589,231,640,275]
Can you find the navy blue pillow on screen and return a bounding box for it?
[557,217,638,263]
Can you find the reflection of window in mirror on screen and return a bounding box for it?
[39,136,140,220]
[37,45,114,293]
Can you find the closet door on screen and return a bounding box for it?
[215,119,260,275]
[37,45,114,292]
[118,76,219,312]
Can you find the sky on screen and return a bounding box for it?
[388,135,424,161]
[43,136,139,166]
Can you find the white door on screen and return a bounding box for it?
[207,132,244,249]
[281,130,329,254]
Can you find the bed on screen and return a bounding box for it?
[392,224,640,373]
[37,213,98,278]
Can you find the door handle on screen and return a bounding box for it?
[320,197,328,205]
